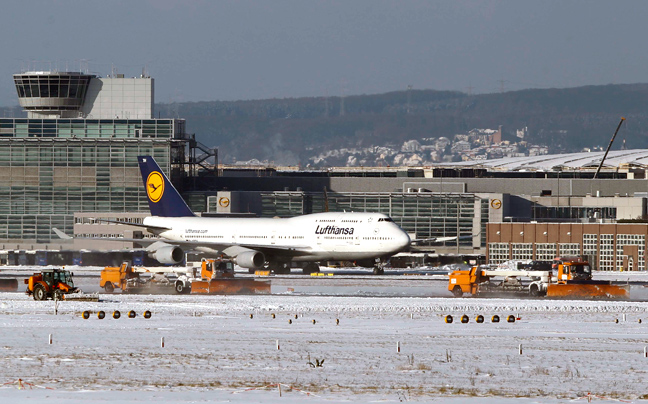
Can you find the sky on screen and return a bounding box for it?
[0,0,647,107]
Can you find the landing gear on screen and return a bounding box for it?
[302,263,320,275]
[269,262,291,274]
[373,258,386,275]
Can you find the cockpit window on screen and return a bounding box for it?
[377,218,393,222]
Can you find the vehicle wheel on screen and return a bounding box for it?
[104,282,114,293]
[529,284,540,297]
[452,286,463,298]
[373,267,384,275]
[33,284,47,301]
[175,281,186,294]
[53,289,64,301]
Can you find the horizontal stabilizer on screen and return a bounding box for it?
[52,228,72,240]
[93,218,172,232]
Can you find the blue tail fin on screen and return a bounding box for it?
[137,156,195,217]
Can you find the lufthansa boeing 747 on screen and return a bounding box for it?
[111,156,411,274]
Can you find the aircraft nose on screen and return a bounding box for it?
[397,231,411,251]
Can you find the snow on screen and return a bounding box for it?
[2,290,648,403]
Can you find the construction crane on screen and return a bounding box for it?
[593,117,625,179]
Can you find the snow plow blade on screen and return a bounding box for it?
[546,283,629,299]
[191,279,271,295]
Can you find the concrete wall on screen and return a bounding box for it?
[326,177,648,197]
[82,77,153,119]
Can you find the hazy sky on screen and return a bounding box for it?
[1,0,647,106]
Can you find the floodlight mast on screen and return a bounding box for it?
[593,117,626,179]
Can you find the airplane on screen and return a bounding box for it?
[101,156,412,275]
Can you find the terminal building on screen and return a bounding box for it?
[74,150,648,268]
[0,70,187,249]
[4,69,648,270]
[197,156,648,268]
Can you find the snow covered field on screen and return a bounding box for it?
[2,292,648,403]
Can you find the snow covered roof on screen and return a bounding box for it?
[444,149,648,171]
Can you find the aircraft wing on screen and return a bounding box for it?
[411,234,479,244]
[76,236,313,257]
[81,220,314,255]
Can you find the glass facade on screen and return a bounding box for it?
[616,234,645,271]
[13,73,93,111]
[488,243,509,264]
[599,234,614,271]
[0,118,185,244]
[558,243,580,257]
[261,191,485,247]
[583,234,598,268]
[535,243,557,260]
[511,243,533,260]
[0,118,180,139]
[532,205,617,222]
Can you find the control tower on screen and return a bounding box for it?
[13,71,153,119]
[0,68,180,248]
[14,72,94,118]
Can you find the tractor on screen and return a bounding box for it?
[25,268,78,300]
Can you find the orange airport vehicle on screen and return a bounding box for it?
[448,258,628,299]
[25,268,78,300]
[546,258,629,299]
[186,258,270,295]
[100,261,173,294]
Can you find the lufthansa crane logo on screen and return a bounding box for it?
[490,199,502,209]
[218,197,230,208]
[146,171,165,203]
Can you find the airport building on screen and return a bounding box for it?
[487,222,648,271]
[195,157,648,264]
[5,69,648,270]
[0,70,187,249]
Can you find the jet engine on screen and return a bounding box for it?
[149,245,184,265]
[235,250,265,269]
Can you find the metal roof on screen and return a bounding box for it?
[445,149,648,171]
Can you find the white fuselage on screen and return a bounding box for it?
[143,212,410,262]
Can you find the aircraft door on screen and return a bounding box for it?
[271,230,276,245]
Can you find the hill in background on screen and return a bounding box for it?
[4,84,648,167]
[158,84,648,166]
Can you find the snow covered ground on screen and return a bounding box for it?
[3,291,648,403]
